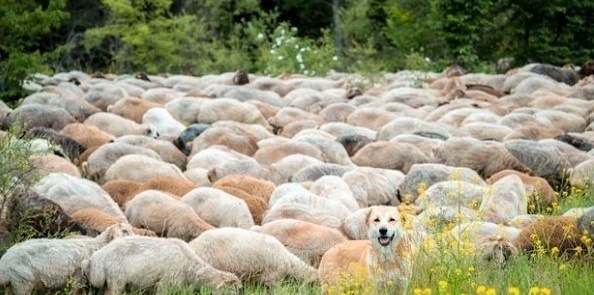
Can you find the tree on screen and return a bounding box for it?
[0,0,69,102]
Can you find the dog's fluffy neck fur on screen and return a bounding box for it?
[366,233,413,294]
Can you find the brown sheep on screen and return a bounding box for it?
[486,169,557,212]
[251,219,348,268]
[140,175,198,198]
[515,216,592,257]
[125,190,214,241]
[60,123,114,149]
[212,174,276,204]
[212,185,268,225]
[101,179,143,209]
[30,153,81,178]
[69,208,156,237]
[107,96,163,123]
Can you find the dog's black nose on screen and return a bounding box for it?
[379,227,388,236]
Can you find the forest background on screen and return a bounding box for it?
[1,0,592,102]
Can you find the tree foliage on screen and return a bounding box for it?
[0,0,593,98]
[0,0,69,102]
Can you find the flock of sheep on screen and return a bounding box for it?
[0,61,594,294]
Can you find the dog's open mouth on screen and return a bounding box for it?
[378,234,394,246]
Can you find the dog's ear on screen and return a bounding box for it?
[340,207,375,240]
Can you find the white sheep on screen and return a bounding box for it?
[180,187,255,229]
[0,223,134,295]
[82,236,242,295]
[84,112,159,138]
[141,107,186,137]
[33,172,125,219]
[188,227,319,286]
[103,154,189,183]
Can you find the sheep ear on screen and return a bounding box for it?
[341,207,373,240]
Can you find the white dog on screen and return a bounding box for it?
[318,205,414,294]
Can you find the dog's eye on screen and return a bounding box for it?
[373,218,380,223]
[389,218,396,222]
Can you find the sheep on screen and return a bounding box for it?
[180,187,256,229]
[70,208,157,237]
[34,172,125,219]
[83,236,242,295]
[103,154,189,183]
[523,63,580,86]
[268,107,325,132]
[24,126,86,161]
[293,132,355,166]
[29,152,81,178]
[568,158,594,189]
[125,190,214,241]
[345,107,398,131]
[197,98,271,128]
[253,140,325,165]
[0,223,134,295]
[81,142,162,181]
[271,154,325,181]
[352,141,431,173]
[318,102,356,122]
[84,112,159,138]
[262,202,342,230]
[336,134,374,157]
[415,180,487,211]
[486,169,557,212]
[5,189,80,239]
[60,123,115,150]
[540,138,593,167]
[479,174,528,224]
[113,135,188,170]
[174,123,211,155]
[397,163,486,204]
[82,82,128,110]
[290,163,355,183]
[503,139,572,188]
[309,175,360,213]
[207,158,286,185]
[218,84,285,107]
[190,125,259,156]
[342,167,405,207]
[210,185,268,225]
[435,136,532,179]
[21,90,100,120]
[101,179,143,210]
[7,103,76,131]
[268,187,351,221]
[189,227,319,286]
[142,107,186,137]
[211,174,276,204]
[376,117,452,141]
[141,175,198,197]
[252,219,348,267]
[106,96,162,123]
[514,215,594,257]
[186,145,252,171]
[320,122,377,140]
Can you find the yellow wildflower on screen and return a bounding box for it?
[439,280,448,290]
[508,287,520,295]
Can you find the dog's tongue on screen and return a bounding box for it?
[379,236,391,246]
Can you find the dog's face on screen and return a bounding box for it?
[366,206,405,248]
